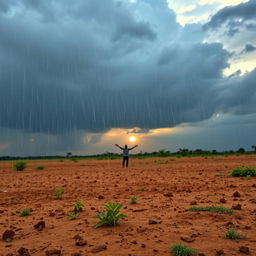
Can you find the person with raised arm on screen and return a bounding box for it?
[115,144,138,167]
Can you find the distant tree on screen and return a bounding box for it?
[252,145,256,152]
[237,148,245,153]
[212,150,217,154]
[178,148,190,156]
[66,152,72,158]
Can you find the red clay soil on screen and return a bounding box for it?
[1,155,256,256]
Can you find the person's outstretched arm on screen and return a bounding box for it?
[115,144,124,150]
[129,145,138,150]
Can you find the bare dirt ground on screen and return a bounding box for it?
[1,155,256,256]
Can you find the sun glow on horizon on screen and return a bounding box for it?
[129,136,136,142]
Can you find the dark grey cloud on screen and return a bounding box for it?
[204,0,256,35]
[244,43,256,52]
[0,0,255,153]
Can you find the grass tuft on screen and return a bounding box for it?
[170,243,197,256]
[186,206,233,214]
[36,165,45,170]
[19,209,31,216]
[68,212,79,220]
[53,187,63,199]
[225,229,244,240]
[230,166,256,177]
[130,196,137,204]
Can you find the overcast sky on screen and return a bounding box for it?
[0,0,255,156]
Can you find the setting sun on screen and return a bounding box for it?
[129,136,136,142]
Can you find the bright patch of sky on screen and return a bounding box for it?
[167,0,249,25]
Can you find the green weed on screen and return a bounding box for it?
[36,165,45,170]
[186,206,233,214]
[19,209,31,216]
[225,229,244,240]
[230,166,256,177]
[93,202,127,228]
[74,200,84,212]
[53,187,63,199]
[170,243,197,256]
[130,196,137,204]
[68,212,79,220]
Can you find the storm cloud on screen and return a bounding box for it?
[0,0,255,155]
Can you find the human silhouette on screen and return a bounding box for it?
[115,144,138,167]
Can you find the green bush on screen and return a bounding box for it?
[74,200,84,212]
[68,212,79,220]
[186,206,233,214]
[230,166,256,177]
[170,243,197,256]
[14,161,27,171]
[19,209,31,216]
[36,165,45,170]
[53,187,63,199]
[93,202,127,228]
[130,196,137,204]
[225,229,244,240]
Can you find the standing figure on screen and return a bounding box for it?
[115,144,138,167]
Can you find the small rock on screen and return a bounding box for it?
[2,230,15,242]
[180,236,195,243]
[141,244,146,248]
[74,235,87,246]
[34,221,46,231]
[45,249,61,256]
[163,193,173,197]
[232,204,242,210]
[220,198,227,203]
[233,191,241,197]
[98,195,104,200]
[239,246,250,255]
[18,248,31,256]
[216,249,224,255]
[71,253,81,256]
[190,200,197,205]
[91,245,107,253]
[131,240,137,244]
[148,220,158,225]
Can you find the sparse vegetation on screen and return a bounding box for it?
[14,161,27,171]
[139,186,145,191]
[93,202,127,228]
[74,200,84,212]
[68,212,79,220]
[130,196,137,204]
[225,229,244,240]
[53,187,63,199]
[19,209,31,216]
[170,243,197,256]
[230,166,256,177]
[36,165,45,170]
[186,206,233,214]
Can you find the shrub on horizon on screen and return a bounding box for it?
[14,161,27,171]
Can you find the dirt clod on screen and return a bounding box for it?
[239,246,250,255]
[34,221,46,231]
[2,230,15,242]
[17,248,30,256]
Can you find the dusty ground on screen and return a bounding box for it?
[1,155,256,256]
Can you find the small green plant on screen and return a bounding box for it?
[19,209,31,216]
[225,229,244,240]
[186,206,233,214]
[14,161,27,171]
[36,165,45,170]
[230,166,256,177]
[93,202,127,228]
[71,158,78,162]
[170,243,197,256]
[74,200,84,212]
[130,196,137,204]
[53,187,63,199]
[139,186,145,191]
[68,212,79,220]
